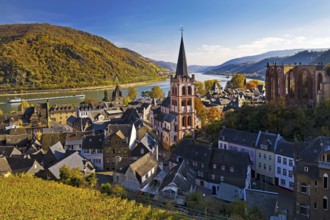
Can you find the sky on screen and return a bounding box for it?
[1,0,330,65]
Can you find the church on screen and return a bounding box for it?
[150,34,197,149]
[265,63,330,107]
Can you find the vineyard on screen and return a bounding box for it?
[0,175,179,219]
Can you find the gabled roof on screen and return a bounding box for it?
[6,156,43,174]
[48,151,94,179]
[82,133,104,149]
[275,138,295,158]
[245,189,278,219]
[0,157,12,174]
[114,158,135,174]
[256,131,279,152]
[0,146,22,157]
[130,153,158,177]
[163,113,177,123]
[299,136,330,163]
[112,85,123,100]
[160,97,171,108]
[218,128,258,148]
[175,36,188,77]
[49,141,66,161]
[107,124,133,140]
[159,160,195,193]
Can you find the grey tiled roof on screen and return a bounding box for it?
[245,189,278,219]
[218,128,258,148]
[82,134,104,149]
[160,97,171,108]
[275,138,295,158]
[299,136,330,163]
[0,146,21,157]
[159,160,195,193]
[256,131,279,152]
[163,113,177,123]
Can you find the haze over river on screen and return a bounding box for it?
[0,73,234,113]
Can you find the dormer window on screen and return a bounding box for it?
[221,165,225,171]
[304,166,309,172]
[213,164,217,169]
[230,167,234,172]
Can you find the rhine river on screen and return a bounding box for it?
[0,73,233,113]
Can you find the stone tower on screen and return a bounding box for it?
[170,35,196,141]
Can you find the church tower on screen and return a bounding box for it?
[170,31,196,141]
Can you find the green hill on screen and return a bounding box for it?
[0,175,177,219]
[0,23,168,90]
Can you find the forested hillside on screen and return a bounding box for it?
[0,23,168,90]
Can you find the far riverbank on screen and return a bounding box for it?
[0,79,164,97]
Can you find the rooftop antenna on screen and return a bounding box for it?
[180,26,184,37]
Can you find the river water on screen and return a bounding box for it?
[0,73,232,113]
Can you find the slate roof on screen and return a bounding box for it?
[175,36,188,77]
[159,160,195,193]
[0,146,22,157]
[49,104,75,113]
[41,132,66,150]
[218,128,258,148]
[49,141,66,161]
[298,136,330,163]
[120,108,143,128]
[5,134,31,147]
[6,156,43,174]
[256,131,279,152]
[130,153,158,177]
[107,124,132,139]
[275,138,295,158]
[114,158,135,174]
[210,148,250,187]
[160,96,171,108]
[163,113,177,123]
[48,151,94,179]
[82,133,104,149]
[112,85,123,100]
[245,189,278,219]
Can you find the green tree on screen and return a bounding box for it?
[226,74,246,89]
[149,86,164,99]
[59,165,96,188]
[127,87,138,100]
[102,90,109,102]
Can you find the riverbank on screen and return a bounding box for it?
[0,79,165,97]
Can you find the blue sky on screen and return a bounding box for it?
[1,0,330,65]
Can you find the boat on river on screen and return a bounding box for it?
[8,94,85,104]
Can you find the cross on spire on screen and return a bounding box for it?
[180,26,184,37]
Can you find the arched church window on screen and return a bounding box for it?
[182,116,186,127]
[182,86,186,95]
[181,99,186,106]
[188,116,192,126]
[188,86,192,95]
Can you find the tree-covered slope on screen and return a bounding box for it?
[0,175,177,219]
[0,23,168,90]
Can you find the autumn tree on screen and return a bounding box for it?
[245,80,262,90]
[226,74,246,89]
[207,107,221,122]
[195,80,205,95]
[127,87,138,100]
[204,79,221,92]
[195,97,207,126]
[149,86,164,99]
[0,108,3,115]
[18,100,30,112]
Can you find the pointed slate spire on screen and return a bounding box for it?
[175,36,188,77]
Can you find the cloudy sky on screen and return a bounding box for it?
[1,0,330,65]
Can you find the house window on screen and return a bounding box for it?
[220,176,224,181]
[277,156,281,163]
[314,202,318,209]
[268,165,271,171]
[269,155,272,160]
[140,148,145,155]
[220,143,223,149]
[281,179,286,186]
[299,204,308,215]
[289,182,294,189]
[213,164,217,169]
[258,163,261,168]
[224,144,227,149]
[259,153,261,158]
[212,175,215,180]
[201,163,204,168]
[289,171,293,178]
[83,149,89,154]
[283,169,287,176]
[277,167,281,174]
[289,159,293,166]
[323,196,328,210]
[283,158,287,165]
[324,173,328,189]
[304,166,308,172]
[230,167,234,172]
[264,164,266,170]
[315,180,318,187]
[263,154,266,159]
[221,165,225,171]
[301,183,307,194]
[198,171,203,177]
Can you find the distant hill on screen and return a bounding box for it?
[0,23,169,90]
[147,58,213,73]
[205,49,330,79]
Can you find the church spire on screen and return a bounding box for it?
[175,29,188,77]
